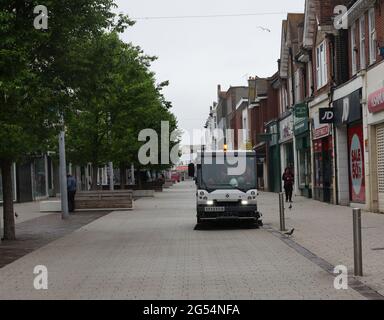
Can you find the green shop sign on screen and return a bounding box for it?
[294,103,308,118]
[294,103,309,135]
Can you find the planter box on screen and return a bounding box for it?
[75,190,133,210]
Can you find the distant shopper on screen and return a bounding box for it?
[282,167,294,203]
[158,174,165,184]
[67,174,77,213]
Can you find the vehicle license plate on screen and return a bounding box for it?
[205,207,225,212]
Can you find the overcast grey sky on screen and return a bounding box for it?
[116,0,305,144]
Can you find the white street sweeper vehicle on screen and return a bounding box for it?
[188,150,262,226]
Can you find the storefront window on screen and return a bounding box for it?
[314,136,333,202]
[32,157,47,199]
[298,149,311,187]
[285,143,294,171]
[314,140,323,187]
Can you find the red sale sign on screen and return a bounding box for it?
[348,125,365,203]
[368,87,384,113]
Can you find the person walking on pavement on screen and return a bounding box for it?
[282,167,294,203]
[67,174,77,213]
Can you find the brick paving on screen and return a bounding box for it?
[0,182,365,300]
[1,201,52,226]
[259,192,384,296]
[0,211,110,268]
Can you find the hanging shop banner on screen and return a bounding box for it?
[295,103,308,119]
[294,104,309,136]
[279,115,294,143]
[348,125,365,203]
[319,108,335,124]
[334,89,362,125]
[368,87,384,114]
[313,125,330,139]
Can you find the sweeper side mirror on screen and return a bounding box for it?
[188,163,195,178]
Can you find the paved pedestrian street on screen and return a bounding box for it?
[0,181,376,300]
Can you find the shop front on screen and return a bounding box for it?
[267,121,281,193]
[367,61,384,213]
[294,103,312,198]
[279,113,294,191]
[255,143,267,190]
[312,106,334,204]
[334,89,365,206]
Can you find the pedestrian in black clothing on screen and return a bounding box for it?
[67,174,77,213]
[282,167,294,203]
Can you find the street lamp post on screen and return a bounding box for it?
[109,162,114,191]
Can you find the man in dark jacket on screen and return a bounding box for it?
[67,174,77,213]
[282,167,294,203]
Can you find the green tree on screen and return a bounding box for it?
[0,0,124,240]
[65,32,180,189]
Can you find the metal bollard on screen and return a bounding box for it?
[353,208,363,277]
[279,193,286,232]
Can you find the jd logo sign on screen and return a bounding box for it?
[319,108,335,124]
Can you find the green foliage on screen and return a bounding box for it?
[0,0,128,162]
[0,0,179,172]
[65,31,179,171]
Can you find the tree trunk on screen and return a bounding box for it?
[91,164,98,191]
[119,164,126,190]
[1,159,16,240]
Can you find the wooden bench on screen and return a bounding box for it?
[75,190,133,210]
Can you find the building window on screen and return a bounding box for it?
[359,16,366,69]
[316,41,328,89]
[351,23,357,75]
[368,8,376,65]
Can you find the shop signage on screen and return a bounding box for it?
[295,103,308,119]
[294,120,309,135]
[279,115,294,143]
[313,125,330,139]
[348,125,365,203]
[334,89,362,125]
[319,108,335,124]
[257,133,272,143]
[368,87,384,114]
[294,103,309,135]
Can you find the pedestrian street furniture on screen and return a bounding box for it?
[75,190,133,210]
